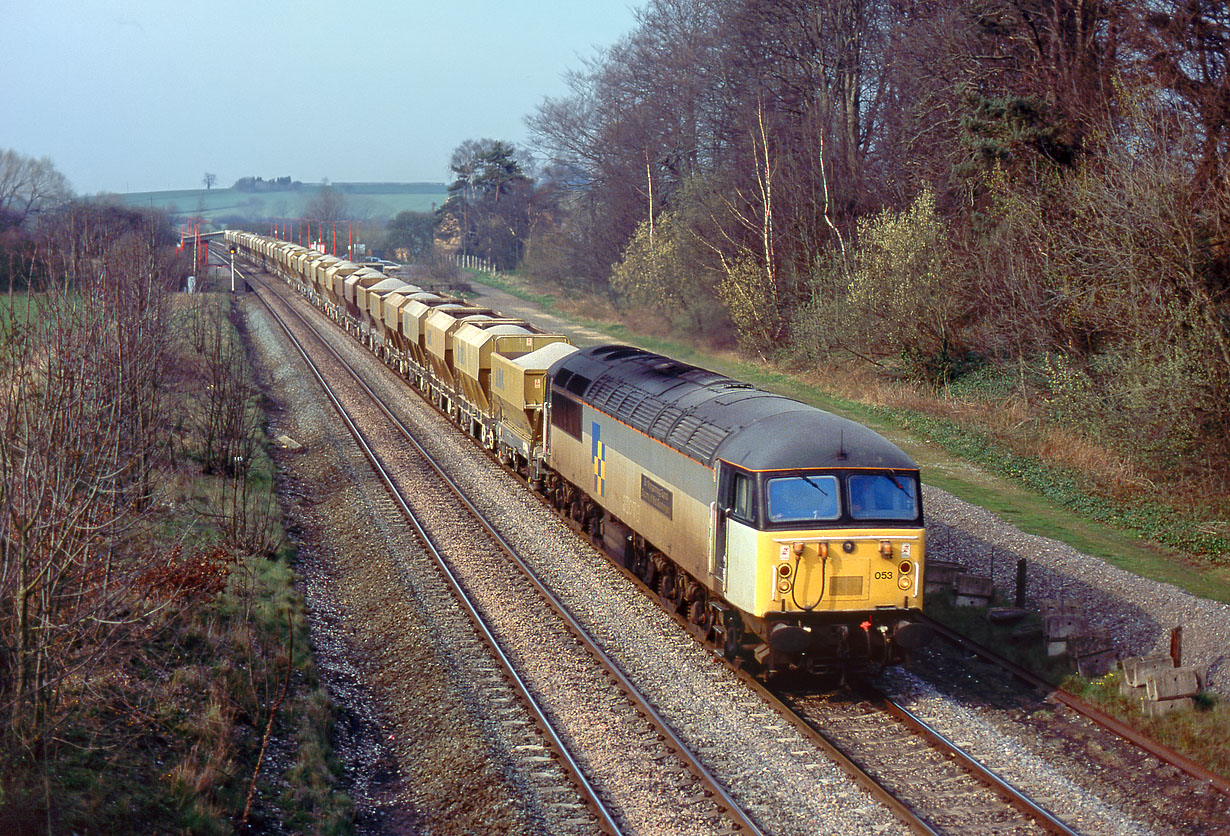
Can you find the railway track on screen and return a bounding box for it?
[226,249,1218,835]
[919,613,1230,796]
[779,683,1077,836]
[615,573,1087,834]
[242,262,767,836]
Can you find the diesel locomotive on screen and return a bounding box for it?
[225,230,931,674]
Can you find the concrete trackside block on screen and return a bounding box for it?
[1144,697,1193,718]
[987,607,1029,626]
[924,560,963,594]
[1043,614,1087,641]
[275,434,304,452]
[1121,654,1174,687]
[1039,598,1080,617]
[1119,680,1148,706]
[953,574,994,607]
[1070,633,1117,677]
[1146,667,1200,702]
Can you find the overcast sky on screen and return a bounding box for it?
[1,0,638,195]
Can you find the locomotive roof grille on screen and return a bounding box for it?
[630,393,666,427]
[649,405,686,440]
[585,375,620,405]
[612,389,647,424]
[687,423,730,460]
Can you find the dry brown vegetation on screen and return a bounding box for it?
[0,207,347,834]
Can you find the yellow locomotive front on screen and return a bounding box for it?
[542,345,931,677]
[716,459,932,674]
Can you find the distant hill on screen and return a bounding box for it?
[104,182,449,223]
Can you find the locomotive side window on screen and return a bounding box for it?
[766,475,840,523]
[730,472,754,522]
[552,392,583,440]
[848,473,919,521]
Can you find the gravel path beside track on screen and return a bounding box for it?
[925,491,1230,693]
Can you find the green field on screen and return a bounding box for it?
[111,181,448,223]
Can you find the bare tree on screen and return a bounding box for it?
[202,172,217,190]
[0,149,71,228]
[304,185,346,223]
[1139,0,1230,187]
[0,204,178,771]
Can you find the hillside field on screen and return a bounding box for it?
[108,181,448,223]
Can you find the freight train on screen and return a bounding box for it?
[225,230,932,675]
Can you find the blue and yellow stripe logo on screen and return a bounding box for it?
[592,421,605,497]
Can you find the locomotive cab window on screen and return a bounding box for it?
[728,471,755,523]
[766,474,840,523]
[848,473,919,521]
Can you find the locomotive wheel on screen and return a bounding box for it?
[639,556,658,588]
[688,597,713,632]
[655,568,675,608]
[721,611,743,661]
[671,574,688,611]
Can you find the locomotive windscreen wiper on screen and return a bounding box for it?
[802,475,829,496]
[887,470,909,494]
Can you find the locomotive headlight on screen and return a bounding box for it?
[776,563,793,594]
[897,573,912,590]
[880,540,893,559]
[898,560,912,574]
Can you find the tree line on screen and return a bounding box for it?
[428,0,1230,475]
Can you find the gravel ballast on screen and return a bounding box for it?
[925,489,1230,694]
